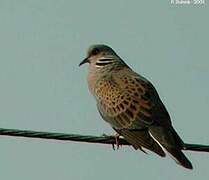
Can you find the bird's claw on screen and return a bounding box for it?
[102,133,121,150]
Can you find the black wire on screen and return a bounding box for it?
[0,128,130,146]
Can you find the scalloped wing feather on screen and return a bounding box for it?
[95,70,155,129]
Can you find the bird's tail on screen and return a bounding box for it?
[168,143,209,169]
[149,126,194,169]
[165,147,193,169]
[183,143,209,152]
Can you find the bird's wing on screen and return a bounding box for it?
[95,68,171,130]
[95,68,170,156]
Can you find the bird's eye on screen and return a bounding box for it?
[91,48,100,56]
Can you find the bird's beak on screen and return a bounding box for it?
[79,58,89,66]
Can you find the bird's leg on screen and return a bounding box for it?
[102,133,121,150]
[112,132,121,150]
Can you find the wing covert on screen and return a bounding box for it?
[95,70,166,129]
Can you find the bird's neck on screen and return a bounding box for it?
[87,64,129,95]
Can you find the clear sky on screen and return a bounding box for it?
[0,1,209,179]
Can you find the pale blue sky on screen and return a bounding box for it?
[0,1,209,179]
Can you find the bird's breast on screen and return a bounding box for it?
[87,66,99,95]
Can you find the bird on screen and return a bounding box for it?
[79,44,209,169]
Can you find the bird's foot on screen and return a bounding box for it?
[102,133,121,150]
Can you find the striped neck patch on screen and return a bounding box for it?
[96,57,114,66]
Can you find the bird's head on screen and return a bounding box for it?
[79,44,126,71]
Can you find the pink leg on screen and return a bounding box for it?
[112,133,121,150]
